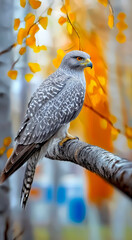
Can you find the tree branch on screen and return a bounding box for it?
[46,139,132,199]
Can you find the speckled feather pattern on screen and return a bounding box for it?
[16,70,85,145]
[21,151,39,208]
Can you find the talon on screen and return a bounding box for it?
[59,134,78,146]
[75,136,79,140]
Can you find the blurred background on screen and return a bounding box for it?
[0,0,132,239]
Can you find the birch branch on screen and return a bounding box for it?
[46,139,132,199]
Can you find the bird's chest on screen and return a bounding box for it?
[80,74,86,89]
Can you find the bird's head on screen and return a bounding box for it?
[60,50,93,71]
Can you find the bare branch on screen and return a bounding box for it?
[0,44,15,55]
[46,139,132,199]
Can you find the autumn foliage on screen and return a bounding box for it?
[0,137,13,158]
[51,0,131,204]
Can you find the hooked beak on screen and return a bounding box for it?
[81,58,93,68]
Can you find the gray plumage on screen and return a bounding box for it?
[16,72,85,145]
[0,50,92,207]
[21,151,39,208]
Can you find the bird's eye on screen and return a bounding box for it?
[77,57,83,61]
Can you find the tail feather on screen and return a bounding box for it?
[20,151,39,208]
[0,143,40,184]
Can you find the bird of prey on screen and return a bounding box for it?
[0,50,92,207]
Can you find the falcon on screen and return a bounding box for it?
[0,50,93,207]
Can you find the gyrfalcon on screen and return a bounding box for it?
[0,50,93,207]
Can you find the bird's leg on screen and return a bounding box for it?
[59,133,79,146]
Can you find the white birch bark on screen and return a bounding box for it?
[0,0,14,239]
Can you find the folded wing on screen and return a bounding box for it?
[0,74,85,183]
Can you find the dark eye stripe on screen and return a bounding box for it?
[73,56,84,59]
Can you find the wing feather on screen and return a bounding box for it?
[17,76,85,145]
[15,71,67,140]
[0,143,39,183]
[0,73,85,183]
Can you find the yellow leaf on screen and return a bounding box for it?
[108,3,114,29]
[24,13,35,21]
[28,0,41,9]
[60,1,70,13]
[14,18,20,31]
[53,49,65,68]
[108,14,114,29]
[6,148,13,158]
[60,5,66,14]
[0,146,6,156]
[20,0,26,8]
[117,12,126,21]
[98,76,106,86]
[25,13,35,33]
[57,49,65,57]
[127,139,132,149]
[65,0,70,5]
[90,93,101,106]
[26,36,36,47]
[19,47,26,55]
[65,0,71,11]
[111,128,119,141]
[98,0,108,7]
[88,80,97,93]
[110,115,117,124]
[116,31,126,44]
[100,119,108,129]
[67,22,72,34]
[69,12,76,22]
[29,24,39,36]
[47,8,52,15]
[32,45,47,53]
[17,28,27,44]
[53,55,62,68]
[86,67,95,77]
[28,62,41,73]
[39,45,47,51]
[125,126,132,138]
[116,21,128,31]
[98,88,103,95]
[7,70,18,80]
[39,17,48,30]
[25,73,34,82]
[3,137,12,147]
[58,16,67,25]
